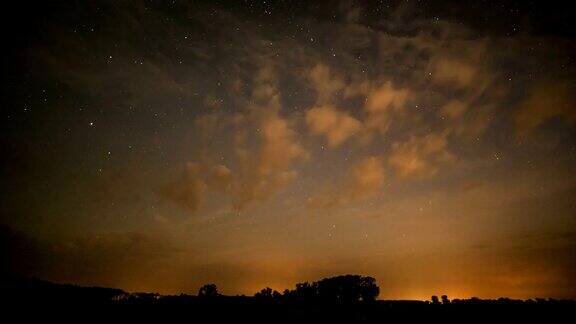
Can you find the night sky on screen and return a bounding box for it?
[1,0,575,299]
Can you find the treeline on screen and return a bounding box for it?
[3,274,574,322]
[254,274,379,303]
[2,273,575,307]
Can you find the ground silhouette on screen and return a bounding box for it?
[1,273,573,322]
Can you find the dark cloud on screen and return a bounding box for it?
[1,224,181,289]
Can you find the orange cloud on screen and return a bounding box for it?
[231,67,308,209]
[159,162,207,214]
[306,105,362,147]
[161,66,308,213]
[439,99,493,140]
[389,132,454,180]
[365,81,410,113]
[206,165,233,191]
[351,156,385,199]
[514,82,576,137]
[307,155,385,209]
[440,99,467,119]
[364,81,411,134]
[430,57,477,88]
[308,63,345,105]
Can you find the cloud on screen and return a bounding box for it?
[307,63,345,105]
[305,105,362,147]
[1,224,180,289]
[364,81,412,134]
[0,225,45,275]
[258,114,307,175]
[231,67,308,209]
[351,156,386,199]
[514,82,576,137]
[441,99,468,119]
[307,155,385,208]
[417,39,503,141]
[365,81,410,113]
[430,57,478,88]
[159,161,234,214]
[389,132,454,180]
[161,66,308,213]
[450,104,494,140]
[233,114,305,209]
[440,99,493,140]
[52,230,182,288]
[159,162,207,214]
[206,165,233,191]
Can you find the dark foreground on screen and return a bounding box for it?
[2,276,574,322]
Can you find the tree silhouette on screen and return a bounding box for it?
[254,287,273,298]
[294,282,318,300]
[431,295,440,304]
[254,287,283,300]
[316,275,379,303]
[441,295,450,304]
[283,275,379,303]
[198,283,219,297]
[272,290,282,299]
